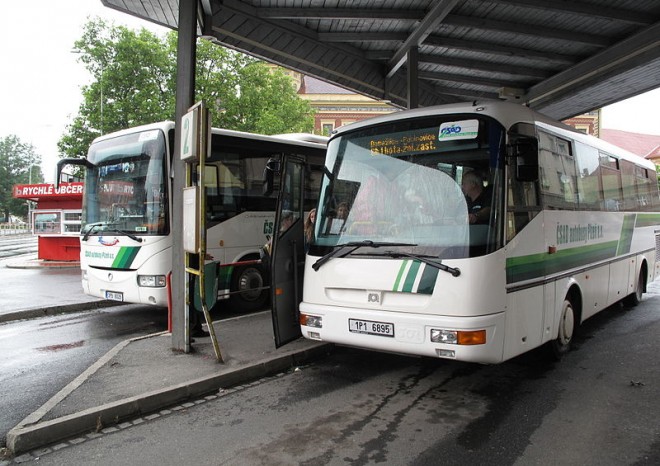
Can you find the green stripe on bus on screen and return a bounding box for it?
[402,260,422,292]
[417,264,439,294]
[393,260,409,292]
[635,213,660,228]
[506,241,618,284]
[111,247,140,269]
[616,213,636,256]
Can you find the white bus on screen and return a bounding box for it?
[269,101,660,363]
[59,122,325,312]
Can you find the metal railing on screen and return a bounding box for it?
[0,224,30,236]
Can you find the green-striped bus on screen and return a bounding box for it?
[269,101,660,363]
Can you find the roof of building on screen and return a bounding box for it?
[600,129,660,158]
[645,145,660,161]
[299,76,353,95]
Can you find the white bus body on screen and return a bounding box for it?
[77,121,325,311]
[270,101,660,363]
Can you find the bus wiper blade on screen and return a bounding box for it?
[312,241,416,271]
[82,222,112,241]
[106,228,143,243]
[383,251,461,277]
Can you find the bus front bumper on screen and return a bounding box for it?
[298,302,506,364]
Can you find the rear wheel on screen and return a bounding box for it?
[547,298,576,361]
[229,264,268,312]
[623,268,645,307]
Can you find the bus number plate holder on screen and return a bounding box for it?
[349,319,394,337]
[105,291,124,302]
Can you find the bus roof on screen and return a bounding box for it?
[90,121,328,150]
[330,100,655,170]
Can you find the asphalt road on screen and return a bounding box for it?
[0,305,168,448]
[8,285,659,465]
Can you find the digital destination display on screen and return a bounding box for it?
[368,120,479,157]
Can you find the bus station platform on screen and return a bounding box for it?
[2,252,331,456]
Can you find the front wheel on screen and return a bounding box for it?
[547,298,576,361]
[229,264,268,313]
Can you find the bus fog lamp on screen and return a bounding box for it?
[82,270,88,281]
[431,329,458,344]
[307,331,321,340]
[300,314,322,328]
[436,349,456,358]
[138,275,167,287]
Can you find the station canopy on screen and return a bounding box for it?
[102,0,660,120]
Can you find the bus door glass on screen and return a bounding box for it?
[270,155,306,347]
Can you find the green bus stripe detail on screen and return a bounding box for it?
[635,213,660,228]
[402,260,422,292]
[506,241,618,284]
[417,264,439,295]
[112,247,140,269]
[616,213,636,256]
[393,260,409,292]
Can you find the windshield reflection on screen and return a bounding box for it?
[313,116,505,259]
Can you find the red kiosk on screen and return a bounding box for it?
[12,183,84,261]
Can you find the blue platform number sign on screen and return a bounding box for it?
[180,108,199,161]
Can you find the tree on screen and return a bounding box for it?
[59,19,173,158]
[0,135,43,221]
[59,19,315,159]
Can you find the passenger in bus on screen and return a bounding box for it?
[461,171,491,224]
[329,202,349,234]
[304,208,316,251]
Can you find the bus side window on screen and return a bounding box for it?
[538,131,577,211]
[507,175,540,242]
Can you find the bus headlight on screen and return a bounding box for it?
[300,313,322,328]
[138,275,167,288]
[430,329,486,345]
[81,270,88,281]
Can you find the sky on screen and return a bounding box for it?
[1,1,659,183]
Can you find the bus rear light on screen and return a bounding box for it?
[138,275,167,287]
[300,313,322,328]
[430,329,486,345]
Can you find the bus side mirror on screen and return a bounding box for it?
[263,158,281,196]
[56,157,95,189]
[509,138,539,182]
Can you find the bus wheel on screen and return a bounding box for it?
[230,264,267,312]
[547,298,575,361]
[623,268,645,307]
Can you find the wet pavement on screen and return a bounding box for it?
[0,237,330,457]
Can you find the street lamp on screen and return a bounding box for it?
[71,49,104,134]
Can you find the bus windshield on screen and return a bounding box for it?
[82,129,169,237]
[313,115,505,259]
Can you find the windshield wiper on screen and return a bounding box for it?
[82,222,112,241]
[383,251,461,277]
[105,228,143,243]
[312,240,417,271]
[81,223,142,243]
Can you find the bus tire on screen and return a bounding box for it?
[622,267,645,307]
[230,264,268,312]
[547,298,576,361]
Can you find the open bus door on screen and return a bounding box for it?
[268,155,307,347]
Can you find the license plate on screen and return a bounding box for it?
[349,319,394,337]
[105,291,124,302]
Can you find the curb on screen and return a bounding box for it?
[0,301,129,324]
[6,339,332,455]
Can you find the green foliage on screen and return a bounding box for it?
[0,135,43,221]
[59,18,315,160]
